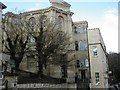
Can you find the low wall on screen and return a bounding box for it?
[17,83,67,88]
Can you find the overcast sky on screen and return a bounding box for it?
[2,0,119,53]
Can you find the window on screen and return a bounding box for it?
[80,59,85,68]
[93,46,98,57]
[29,34,35,46]
[29,17,36,31]
[76,60,80,67]
[95,72,100,85]
[77,59,89,68]
[58,16,64,30]
[81,70,86,80]
[79,40,87,51]
[30,35,35,43]
[75,41,79,51]
[85,59,89,67]
[61,65,67,78]
[42,15,47,28]
[74,26,86,34]
[74,27,77,34]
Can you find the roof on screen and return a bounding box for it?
[0,2,7,9]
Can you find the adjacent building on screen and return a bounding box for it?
[88,28,108,88]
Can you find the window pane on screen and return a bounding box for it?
[80,59,85,68]
[79,41,87,51]
[85,59,89,67]
[95,72,100,85]
[93,47,98,56]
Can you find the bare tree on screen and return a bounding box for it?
[2,13,74,78]
[2,12,29,72]
[31,15,73,77]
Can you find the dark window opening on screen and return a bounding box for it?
[81,70,86,80]
[75,41,78,51]
[74,27,77,34]
[61,65,67,78]
[76,60,80,67]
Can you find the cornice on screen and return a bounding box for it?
[20,6,73,16]
[0,2,7,9]
[73,21,88,27]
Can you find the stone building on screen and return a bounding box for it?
[72,21,90,88]
[2,0,109,89]
[88,28,108,88]
[0,2,6,89]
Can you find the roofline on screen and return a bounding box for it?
[0,2,7,9]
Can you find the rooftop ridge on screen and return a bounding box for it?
[49,0,71,7]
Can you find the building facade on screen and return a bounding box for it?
[0,2,6,89]
[2,0,109,89]
[88,28,108,88]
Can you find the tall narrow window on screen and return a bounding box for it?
[76,60,80,67]
[61,65,67,78]
[81,70,86,80]
[75,41,78,51]
[85,59,89,67]
[42,15,47,28]
[95,72,100,85]
[58,16,64,30]
[29,17,36,31]
[74,27,77,34]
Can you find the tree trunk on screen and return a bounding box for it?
[15,61,20,71]
[37,55,44,77]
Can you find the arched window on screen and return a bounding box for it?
[58,16,64,30]
[39,15,47,28]
[29,17,36,31]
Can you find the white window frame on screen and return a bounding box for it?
[93,46,98,57]
[95,72,100,86]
